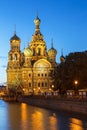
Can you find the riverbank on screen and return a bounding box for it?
[17,95,87,115]
[1,95,17,102]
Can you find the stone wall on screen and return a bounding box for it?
[17,96,87,115]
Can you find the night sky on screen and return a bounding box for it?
[0,0,87,84]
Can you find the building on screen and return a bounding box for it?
[6,15,58,95]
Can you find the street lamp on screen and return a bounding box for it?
[74,80,78,94]
[52,85,54,89]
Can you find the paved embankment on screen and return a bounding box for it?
[17,95,87,115]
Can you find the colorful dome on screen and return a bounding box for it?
[24,47,33,57]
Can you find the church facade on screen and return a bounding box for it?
[6,15,58,95]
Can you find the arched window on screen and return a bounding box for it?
[33,48,35,56]
[45,82,47,87]
[38,82,40,87]
[14,54,17,60]
[38,48,41,55]
[29,82,31,87]
[42,82,44,87]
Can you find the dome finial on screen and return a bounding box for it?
[51,38,53,48]
[14,24,16,35]
[60,48,65,62]
[36,10,38,18]
[61,48,63,56]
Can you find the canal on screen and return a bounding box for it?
[0,100,87,130]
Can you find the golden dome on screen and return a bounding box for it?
[10,33,20,42]
[34,16,40,26]
[60,49,65,62]
[48,39,57,57]
[24,47,33,57]
[48,47,57,56]
[60,55,65,62]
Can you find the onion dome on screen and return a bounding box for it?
[60,55,65,62]
[34,14,41,34]
[48,47,57,56]
[10,33,21,42]
[34,15,40,26]
[60,49,65,62]
[24,47,33,57]
[48,40,57,57]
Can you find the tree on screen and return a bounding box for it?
[50,51,87,93]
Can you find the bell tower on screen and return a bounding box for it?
[29,15,47,62]
[7,31,22,69]
[7,30,23,89]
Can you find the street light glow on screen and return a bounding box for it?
[74,80,78,85]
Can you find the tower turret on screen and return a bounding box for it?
[48,39,57,62]
[10,31,21,51]
[60,48,65,63]
[29,15,47,61]
[7,30,22,69]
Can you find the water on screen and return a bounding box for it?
[0,100,87,130]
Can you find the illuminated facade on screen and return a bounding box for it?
[7,15,58,94]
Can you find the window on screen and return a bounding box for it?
[38,48,41,55]
[33,48,35,56]
[29,82,31,87]
[14,54,17,60]
[38,73,40,77]
[45,73,47,77]
[29,74,31,77]
[45,82,47,87]
[38,82,40,87]
[42,82,44,87]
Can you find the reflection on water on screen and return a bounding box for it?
[21,103,28,130]
[32,110,44,130]
[0,100,87,130]
[49,113,58,130]
[70,118,83,130]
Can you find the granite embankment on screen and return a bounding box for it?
[17,95,87,115]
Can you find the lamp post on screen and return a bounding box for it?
[52,84,54,90]
[74,80,78,95]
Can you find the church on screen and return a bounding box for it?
[6,15,60,95]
